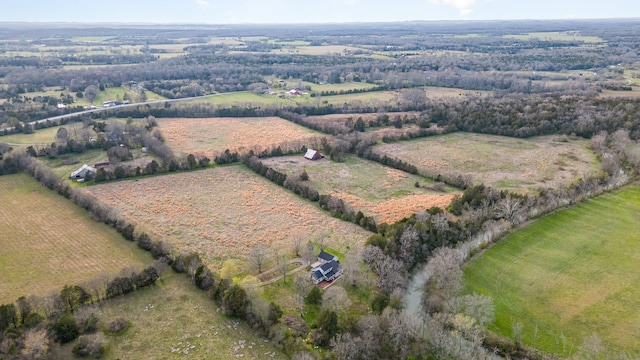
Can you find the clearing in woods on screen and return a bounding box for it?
[157,117,323,158]
[0,173,151,305]
[464,187,640,355]
[261,155,458,224]
[373,132,600,193]
[83,165,372,268]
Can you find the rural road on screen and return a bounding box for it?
[20,91,251,128]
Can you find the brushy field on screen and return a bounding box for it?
[261,155,458,224]
[303,112,420,130]
[83,166,372,268]
[157,117,324,158]
[0,173,151,305]
[53,273,286,360]
[373,132,600,193]
[464,187,640,355]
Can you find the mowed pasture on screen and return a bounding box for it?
[0,173,151,305]
[53,273,286,360]
[83,166,372,268]
[157,117,324,158]
[261,155,458,224]
[373,133,600,193]
[464,187,640,355]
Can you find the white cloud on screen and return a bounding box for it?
[429,0,477,16]
[196,0,210,9]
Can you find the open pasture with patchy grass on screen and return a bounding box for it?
[0,173,151,305]
[54,273,286,360]
[83,165,371,268]
[186,92,289,106]
[464,187,640,355]
[373,133,599,193]
[261,155,458,224]
[157,116,324,158]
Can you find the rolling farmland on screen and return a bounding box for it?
[373,133,600,193]
[0,173,151,305]
[464,187,640,355]
[83,165,372,268]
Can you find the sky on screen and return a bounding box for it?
[0,0,637,24]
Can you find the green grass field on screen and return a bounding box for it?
[1,126,63,146]
[186,92,289,106]
[464,187,640,355]
[94,86,166,105]
[0,173,151,305]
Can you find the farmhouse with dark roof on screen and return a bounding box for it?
[311,251,341,284]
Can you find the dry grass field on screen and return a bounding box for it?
[373,133,600,193]
[157,117,323,158]
[0,173,151,305]
[261,155,458,224]
[83,166,372,268]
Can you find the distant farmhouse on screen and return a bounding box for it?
[70,164,97,180]
[311,251,341,285]
[304,149,324,161]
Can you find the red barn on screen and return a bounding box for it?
[304,149,324,160]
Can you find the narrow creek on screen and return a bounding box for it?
[403,225,507,315]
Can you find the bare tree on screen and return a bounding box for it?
[398,228,419,268]
[385,310,422,357]
[20,328,50,360]
[273,247,288,284]
[292,351,316,360]
[322,286,351,313]
[423,247,464,313]
[293,274,313,316]
[302,241,317,264]
[289,230,306,257]
[447,293,495,327]
[247,245,269,274]
[496,194,524,223]
[341,248,362,287]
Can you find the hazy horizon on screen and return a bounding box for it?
[1,0,637,24]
